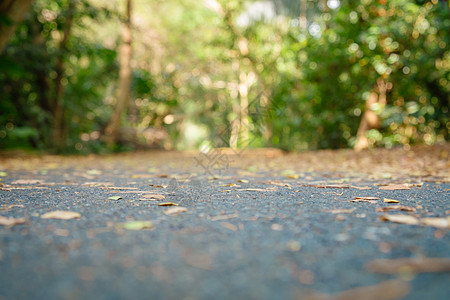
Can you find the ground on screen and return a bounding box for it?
[0,144,449,300]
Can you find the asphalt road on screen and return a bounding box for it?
[0,151,449,300]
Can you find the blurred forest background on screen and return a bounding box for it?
[0,0,449,154]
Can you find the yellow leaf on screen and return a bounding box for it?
[158,202,178,206]
[121,221,153,230]
[383,198,400,203]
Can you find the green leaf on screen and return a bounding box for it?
[121,221,153,230]
[107,196,123,201]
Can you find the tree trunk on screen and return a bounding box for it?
[105,0,133,148]
[52,1,76,152]
[354,79,390,151]
[299,0,307,31]
[0,0,34,53]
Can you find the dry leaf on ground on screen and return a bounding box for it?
[323,208,356,214]
[158,202,178,206]
[420,217,450,229]
[221,222,238,232]
[375,205,416,212]
[351,186,372,190]
[379,184,410,190]
[366,257,450,274]
[351,196,379,203]
[163,207,187,215]
[379,214,419,225]
[0,216,27,226]
[383,198,400,203]
[139,194,165,200]
[149,184,168,188]
[41,211,81,220]
[219,183,238,187]
[82,182,112,187]
[301,184,350,189]
[237,188,276,192]
[237,179,249,183]
[121,221,153,230]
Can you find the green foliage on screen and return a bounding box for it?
[0,0,448,152]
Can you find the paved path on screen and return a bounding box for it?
[0,148,449,299]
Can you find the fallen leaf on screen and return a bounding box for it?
[11,179,42,185]
[103,187,137,190]
[354,196,380,200]
[237,188,276,192]
[107,196,123,201]
[41,211,81,220]
[82,182,112,187]
[301,184,350,189]
[366,257,450,274]
[237,179,249,183]
[420,217,450,229]
[0,204,26,211]
[163,207,187,215]
[383,198,400,203]
[379,184,410,190]
[140,194,165,200]
[375,205,416,212]
[219,183,238,187]
[379,214,419,225]
[149,184,168,188]
[351,186,372,190]
[158,202,178,206]
[209,213,239,221]
[323,208,356,214]
[121,220,153,230]
[286,174,299,179]
[221,222,238,232]
[0,216,27,226]
[265,180,292,188]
